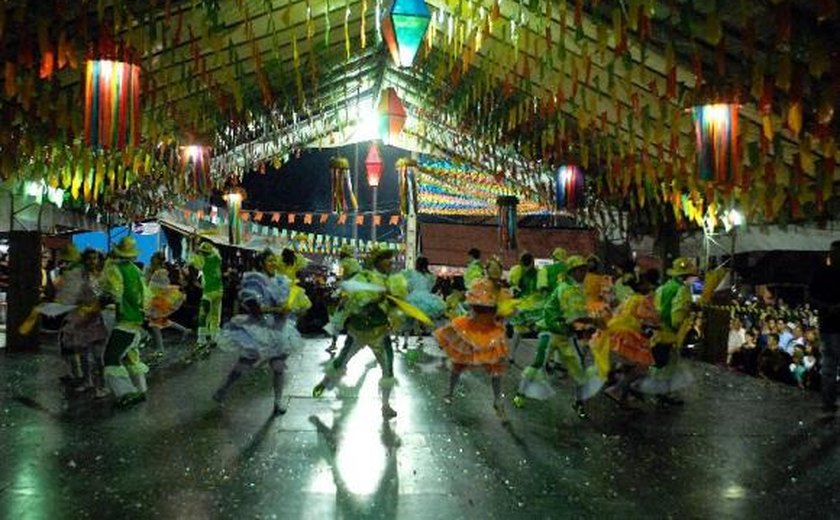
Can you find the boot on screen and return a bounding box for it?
[444,370,462,404]
[380,381,397,419]
[213,366,245,404]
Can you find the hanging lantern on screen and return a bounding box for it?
[378,87,407,144]
[84,60,141,150]
[496,195,519,250]
[396,157,418,214]
[330,156,357,212]
[224,188,246,245]
[691,103,739,183]
[181,145,212,196]
[381,0,432,68]
[365,143,384,188]
[555,165,584,210]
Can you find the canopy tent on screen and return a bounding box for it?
[679,224,840,256]
[0,1,839,234]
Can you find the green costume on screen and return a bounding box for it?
[508,263,542,332]
[517,256,604,407]
[191,244,223,346]
[315,261,409,419]
[637,275,696,396]
[464,259,484,288]
[102,257,149,402]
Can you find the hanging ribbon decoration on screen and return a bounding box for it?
[497,195,519,250]
[330,156,349,212]
[555,165,584,210]
[330,156,357,212]
[84,59,141,150]
[396,157,418,214]
[180,145,212,196]
[692,104,739,184]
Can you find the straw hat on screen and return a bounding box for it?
[565,255,588,271]
[196,241,217,255]
[366,246,395,268]
[667,257,698,277]
[465,278,497,307]
[112,236,140,259]
[551,247,568,262]
[58,244,81,262]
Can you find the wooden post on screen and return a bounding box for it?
[6,231,41,351]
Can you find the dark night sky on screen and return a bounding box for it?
[240,141,412,242]
[242,141,408,214]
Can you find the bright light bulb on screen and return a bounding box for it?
[727,209,744,227]
[704,104,731,125]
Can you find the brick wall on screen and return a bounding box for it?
[420,222,597,268]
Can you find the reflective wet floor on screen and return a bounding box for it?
[1,335,839,519]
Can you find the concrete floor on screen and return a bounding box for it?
[1,334,839,519]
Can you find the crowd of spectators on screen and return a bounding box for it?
[724,298,821,390]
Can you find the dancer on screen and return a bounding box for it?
[636,257,698,405]
[145,251,188,352]
[190,241,223,349]
[464,248,484,288]
[435,277,512,420]
[101,237,149,408]
[537,247,569,293]
[598,272,659,406]
[146,268,188,352]
[401,256,445,351]
[213,249,302,416]
[312,247,413,419]
[27,245,109,394]
[508,252,542,361]
[516,255,603,418]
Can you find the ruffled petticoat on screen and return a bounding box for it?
[634,348,695,395]
[218,314,302,361]
[405,290,446,321]
[434,316,508,374]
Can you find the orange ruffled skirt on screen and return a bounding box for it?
[611,330,654,367]
[434,316,508,374]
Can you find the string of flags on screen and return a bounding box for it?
[181,208,403,227]
[169,208,403,255]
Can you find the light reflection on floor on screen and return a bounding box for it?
[308,348,397,499]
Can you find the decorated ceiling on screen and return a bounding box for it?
[1,0,839,229]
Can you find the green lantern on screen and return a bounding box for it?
[381,0,432,68]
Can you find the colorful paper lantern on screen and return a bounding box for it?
[365,143,384,188]
[181,145,212,196]
[692,104,739,183]
[84,60,141,150]
[555,165,584,210]
[378,87,407,144]
[381,0,432,68]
